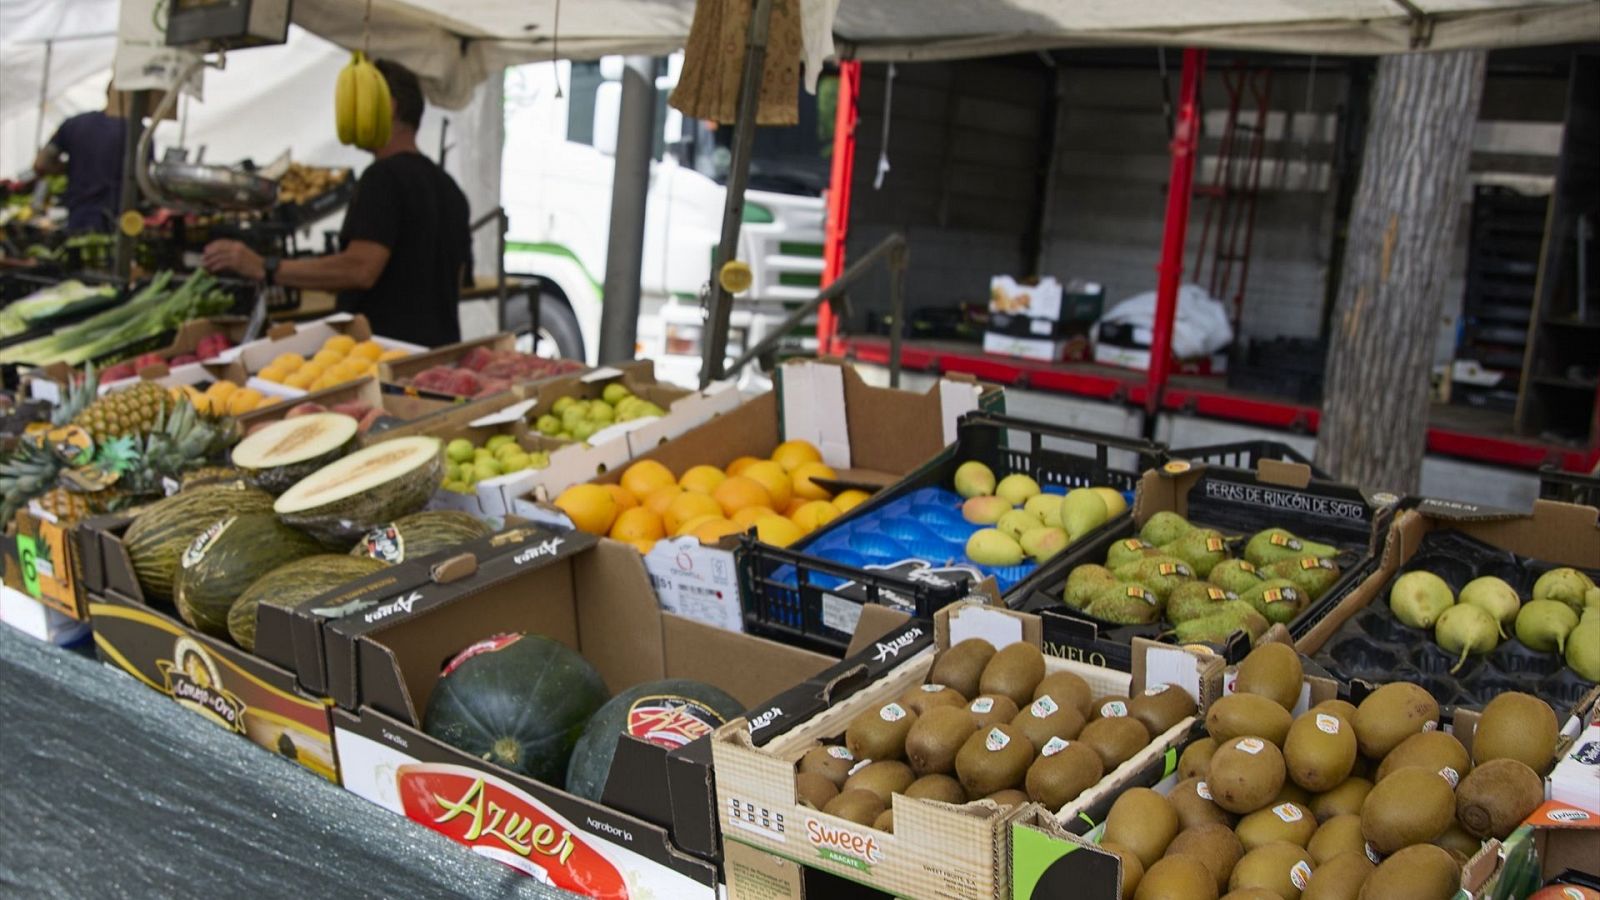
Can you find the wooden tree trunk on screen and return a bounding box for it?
[1316,50,1486,494]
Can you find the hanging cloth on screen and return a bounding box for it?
[670,0,803,126]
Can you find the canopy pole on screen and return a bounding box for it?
[817,60,861,357]
[114,91,149,280]
[701,0,775,387]
[34,40,53,149]
[598,55,658,363]
[1145,48,1205,427]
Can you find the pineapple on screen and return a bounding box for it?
[72,380,172,443]
[0,436,61,523]
[33,486,97,522]
[114,399,228,501]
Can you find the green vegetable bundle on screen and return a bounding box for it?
[0,271,232,366]
[0,280,117,338]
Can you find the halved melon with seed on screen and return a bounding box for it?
[274,436,444,544]
[232,412,358,495]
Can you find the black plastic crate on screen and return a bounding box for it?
[1170,440,1330,480]
[1019,461,1388,671]
[739,412,1167,653]
[1539,466,1600,509]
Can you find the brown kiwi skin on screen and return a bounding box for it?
[967,694,1020,731]
[986,788,1030,809]
[900,683,968,716]
[1169,777,1237,831]
[798,745,856,787]
[795,771,839,810]
[845,702,918,761]
[1373,730,1470,783]
[1234,642,1305,711]
[1303,850,1374,900]
[1137,855,1220,900]
[1033,671,1094,716]
[904,773,967,804]
[1078,716,1151,771]
[1165,821,1244,892]
[1359,766,1456,855]
[1205,693,1295,746]
[1010,697,1086,750]
[1208,736,1287,814]
[1455,758,1543,840]
[905,705,978,776]
[1102,787,1180,868]
[842,760,915,804]
[1127,683,1199,737]
[954,723,1035,798]
[1179,737,1219,780]
[1235,801,1317,851]
[822,789,885,825]
[977,643,1047,707]
[873,809,894,833]
[1471,691,1558,775]
[1358,843,1458,900]
[1306,813,1366,864]
[1089,695,1133,721]
[1310,777,1371,823]
[929,638,996,700]
[1023,742,1105,811]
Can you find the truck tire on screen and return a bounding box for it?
[505,292,584,360]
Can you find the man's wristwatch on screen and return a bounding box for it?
[262,256,280,286]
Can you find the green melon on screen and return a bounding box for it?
[422,633,609,783]
[274,435,443,545]
[226,554,390,651]
[566,679,744,802]
[173,513,322,640]
[348,509,492,564]
[231,412,358,495]
[123,484,275,602]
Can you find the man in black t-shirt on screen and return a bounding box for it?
[34,85,130,232]
[203,61,470,346]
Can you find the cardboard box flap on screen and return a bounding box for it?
[1256,458,1312,489]
[935,603,1042,652]
[1010,806,1127,900]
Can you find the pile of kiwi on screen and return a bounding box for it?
[793,638,1199,833]
[1095,642,1559,900]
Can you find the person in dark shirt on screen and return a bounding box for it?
[202,60,471,347]
[34,85,130,232]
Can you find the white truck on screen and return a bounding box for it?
[499,56,826,387]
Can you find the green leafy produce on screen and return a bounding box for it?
[0,271,232,366]
[0,280,117,337]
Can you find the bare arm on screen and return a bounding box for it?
[33,146,66,177]
[201,239,390,290]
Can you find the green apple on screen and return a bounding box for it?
[446,438,474,464]
[551,396,576,415]
[535,414,562,436]
[602,383,631,405]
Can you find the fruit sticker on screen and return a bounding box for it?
[1126,586,1158,605]
[1299,557,1335,571]
[1119,539,1149,552]
[1270,533,1302,550]
[1236,738,1265,755]
[971,698,995,714]
[1030,696,1059,718]
[985,728,1011,752]
[358,523,405,564]
[1157,562,1191,577]
[1040,737,1069,757]
[441,633,523,676]
[879,703,908,723]
[1272,803,1304,823]
[827,746,854,761]
[1438,766,1460,787]
[1196,781,1213,800]
[1099,700,1128,718]
[921,683,948,692]
[1289,860,1313,890]
[1239,561,1257,572]
[1365,843,1381,864]
[1315,714,1341,735]
[847,758,873,776]
[1144,683,1174,697]
[1262,587,1296,604]
[1207,587,1230,601]
[181,516,236,569]
[1206,536,1225,552]
[625,694,728,748]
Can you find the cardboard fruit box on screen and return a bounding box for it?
[232,374,459,435]
[517,359,1003,641]
[1018,459,1393,671]
[712,603,1224,900]
[306,531,840,893]
[225,312,425,375]
[2,506,94,620]
[1300,497,1600,715]
[376,332,587,400]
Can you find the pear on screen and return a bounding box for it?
[967,528,1024,567]
[1085,582,1162,625]
[1515,599,1579,654]
[1532,567,1596,615]
[1243,528,1336,567]
[1139,511,1191,548]
[1240,578,1306,625]
[1566,608,1600,681]
[1113,555,1194,603]
[953,461,997,499]
[1459,576,1521,639]
[1210,559,1265,596]
[1064,564,1119,609]
[1105,537,1157,570]
[1587,587,1600,610]
[1023,493,1063,526]
[1160,528,1229,578]
[1060,488,1109,540]
[1090,486,1128,518]
[997,509,1045,541]
[961,495,1011,525]
[1168,581,1237,624]
[995,473,1041,506]
[1436,603,1499,674]
[1020,527,1070,563]
[1261,556,1342,601]
[1172,601,1269,645]
[1389,570,1455,629]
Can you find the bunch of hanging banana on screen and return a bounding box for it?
[334,51,393,151]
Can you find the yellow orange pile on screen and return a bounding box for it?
[183,380,270,417]
[256,334,409,392]
[552,438,875,554]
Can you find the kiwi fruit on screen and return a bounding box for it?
[1169,777,1237,830]
[1373,730,1470,784]
[1012,694,1087,749]
[1301,851,1373,900]
[873,809,894,833]
[1180,737,1220,780]
[1025,740,1105,810]
[795,771,839,809]
[1104,787,1180,868]
[1234,643,1305,711]
[842,759,915,804]
[1207,694,1294,747]
[1433,820,1483,861]
[1309,778,1371,822]
[968,694,1021,730]
[978,643,1047,707]
[1099,840,1145,900]
[1222,891,1287,900]
[986,788,1031,809]
[1228,841,1315,899]
[1034,670,1094,716]
[1135,854,1219,900]
[1455,757,1543,839]
[1305,814,1365,865]
[1359,766,1455,854]
[1311,699,1358,728]
[955,723,1034,797]
[1080,716,1152,771]
[799,745,856,787]
[1352,683,1438,761]
[1166,822,1244,892]
[1208,736,1287,814]
[1236,802,1318,851]
[1283,709,1357,792]
[1272,781,1313,808]
[905,705,978,776]
[1092,695,1134,721]
[904,773,967,804]
[900,682,969,716]
[1129,683,1199,737]
[1471,691,1558,775]
[822,789,885,826]
[845,701,918,762]
[929,638,996,700]
[1356,843,1457,900]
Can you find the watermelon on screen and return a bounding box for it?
[422,633,609,783]
[274,435,443,545]
[123,484,275,602]
[173,513,322,639]
[231,412,358,495]
[226,554,390,651]
[349,509,492,564]
[566,679,744,802]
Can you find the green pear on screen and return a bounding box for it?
[966,528,1024,567]
[1063,564,1119,609]
[1209,559,1265,596]
[1139,511,1191,548]
[1260,556,1342,601]
[1587,587,1600,610]
[1566,608,1600,681]
[996,473,1042,506]
[602,383,631,405]
[1060,487,1109,540]
[1167,581,1237,624]
[961,496,1010,525]
[1020,527,1070,563]
[1112,555,1194,603]
[535,414,563,436]
[1458,576,1521,639]
[550,396,576,415]
[1085,582,1162,625]
[1159,528,1229,578]
[1389,570,1454,629]
[953,461,996,499]
[1516,599,1579,654]
[587,403,615,424]
[1240,578,1306,625]
[1023,493,1064,525]
[997,509,1045,542]
[1243,528,1336,567]
[1533,567,1597,615]
[1173,601,1270,645]
[1091,487,1128,518]
[1105,537,1157,570]
[1435,603,1499,674]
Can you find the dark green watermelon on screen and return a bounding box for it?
[566,679,744,802]
[349,509,492,563]
[422,633,609,784]
[173,513,321,639]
